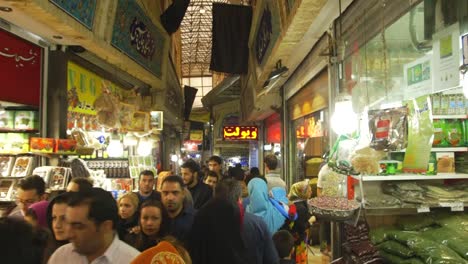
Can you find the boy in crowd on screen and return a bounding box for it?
[273,230,296,264]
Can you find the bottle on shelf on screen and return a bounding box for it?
[448,94,457,115]
[427,153,437,175]
[456,94,465,115]
[440,94,449,115]
[432,93,441,115]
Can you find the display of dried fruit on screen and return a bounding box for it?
[309,197,360,211]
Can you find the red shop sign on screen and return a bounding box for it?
[0,29,42,106]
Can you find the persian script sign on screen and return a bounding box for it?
[111,0,168,78]
[223,126,258,140]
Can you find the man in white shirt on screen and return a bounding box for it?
[264,154,286,192]
[48,188,139,264]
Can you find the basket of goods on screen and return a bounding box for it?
[308,196,360,221]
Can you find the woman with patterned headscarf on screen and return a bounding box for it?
[287,181,313,264]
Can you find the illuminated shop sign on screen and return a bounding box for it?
[223,126,258,140]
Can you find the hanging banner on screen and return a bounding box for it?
[50,0,97,29]
[111,0,169,79]
[67,62,124,115]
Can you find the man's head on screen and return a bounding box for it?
[138,170,155,196]
[0,217,41,264]
[264,154,278,171]
[16,175,46,216]
[214,178,242,203]
[160,176,186,217]
[207,156,222,175]
[66,177,93,192]
[272,230,294,259]
[156,171,172,192]
[204,170,219,188]
[180,160,200,188]
[65,188,118,257]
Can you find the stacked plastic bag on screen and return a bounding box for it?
[370,213,468,263]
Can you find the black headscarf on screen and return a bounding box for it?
[188,198,250,264]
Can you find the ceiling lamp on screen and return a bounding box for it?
[331,94,358,135]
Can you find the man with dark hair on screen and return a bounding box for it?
[214,179,280,264]
[272,230,296,264]
[208,155,223,178]
[181,159,212,209]
[0,217,45,264]
[48,188,140,263]
[203,170,219,188]
[264,154,286,192]
[160,175,195,244]
[66,177,93,192]
[135,170,161,208]
[9,175,46,219]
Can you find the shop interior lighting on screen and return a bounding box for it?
[171,154,179,162]
[331,94,357,135]
[107,132,123,158]
[137,137,152,156]
[0,6,13,12]
[264,144,273,151]
[123,133,138,146]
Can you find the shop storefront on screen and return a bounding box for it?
[0,27,45,209]
[263,112,281,170]
[286,69,330,185]
[313,0,468,261]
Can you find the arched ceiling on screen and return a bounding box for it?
[180,0,229,77]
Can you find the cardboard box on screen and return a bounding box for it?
[0,111,14,129]
[30,137,55,153]
[14,111,38,130]
[55,139,77,154]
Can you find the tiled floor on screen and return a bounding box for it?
[307,246,330,263]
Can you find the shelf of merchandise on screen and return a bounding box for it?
[351,173,468,181]
[364,203,466,215]
[0,129,39,133]
[392,147,468,152]
[432,115,467,119]
[0,176,26,179]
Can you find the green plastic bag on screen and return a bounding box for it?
[379,251,424,264]
[422,227,468,260]
[378,240,415,258]
[370,227,397,245]
[397,215,436,231]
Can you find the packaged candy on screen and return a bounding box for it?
[368,106,408,151]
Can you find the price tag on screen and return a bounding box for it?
[417,206,430,213]
[450,203,464,212]
[439,202,464,212]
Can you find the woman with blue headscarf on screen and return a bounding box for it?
[246,178,286,234]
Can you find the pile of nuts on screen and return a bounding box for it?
[309,197,360,211]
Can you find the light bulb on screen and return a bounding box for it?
[137,138,152,156]
[331,98,357,135]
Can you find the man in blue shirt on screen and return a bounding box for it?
[135,170,161,208]
[160,175,195,244]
